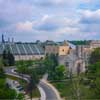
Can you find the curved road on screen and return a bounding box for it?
[4,67,59,100]
[40,81,58,100]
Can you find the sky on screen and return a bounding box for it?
[0,0,100,42]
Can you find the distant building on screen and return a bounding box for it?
[0,39,73,61]
[45,40,70,56]
[0,42,45,61]
[75,40,100,67]
[90,40,100,48]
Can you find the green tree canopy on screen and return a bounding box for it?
[27,70,39,100]
[0,78,17,99]
[87,62,100,98]
[2,49,15,66]
[89,48,100,64]
[55,65,66,80]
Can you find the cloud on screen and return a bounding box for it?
[34,15,60,31]
[81,0,94,3]
[0,0,100,41]
[33,15,79,32]
[14,15,80,41]
[0,0,33,23]
[33,0,67,6]
[16,21,33,32]
[78,9,100,37]
[80,9,100,24]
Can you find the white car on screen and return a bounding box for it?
[13,81,20,86]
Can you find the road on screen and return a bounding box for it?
[40,81,58,100]
[4,67,30,78]
[4,67,60,100]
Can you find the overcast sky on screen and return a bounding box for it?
[0,0,100,42]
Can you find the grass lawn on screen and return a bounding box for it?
[29,88,41,98]
[51,79,96,100]
[0,78,5,87]
[52,80,72,100]
[6,74,24,81]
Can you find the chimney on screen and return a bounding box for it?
[12,38,14,43]
[8,38,10,43]
[2,34,5,43]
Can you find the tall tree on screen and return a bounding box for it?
[7,50,15,66]
[89,48,100,64]
[27,70,39,100]
[55,65,66,80]
[87,62,100,98]
[2,49,15,66]
[0,57,5,78]
[2,50,8,66]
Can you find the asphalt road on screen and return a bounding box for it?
[4,67,59,100]
[39,81,58,100]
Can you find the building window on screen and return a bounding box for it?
[62,49,64,52]
[65,62,69,66]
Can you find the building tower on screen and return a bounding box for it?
[2,34,5,43]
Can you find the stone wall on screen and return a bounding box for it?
[14,55,45,61]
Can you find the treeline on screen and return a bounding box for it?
[86,48,100,98]
[69,40,90,45]
[0,49,15,66]
[44,54,67,81]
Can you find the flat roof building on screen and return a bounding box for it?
[0,42,45,61]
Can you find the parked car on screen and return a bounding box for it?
[18,87,24,91]
[16,85,24,91]
[13,81,20,86]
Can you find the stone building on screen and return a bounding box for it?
[45,40,70,56]
[90,40,100,48]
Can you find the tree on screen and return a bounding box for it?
[87,48,100,98]
[17,60,30,74]
[94,77,100,98]
[50,54,58,67]
[55,65,66,80]
[0,77,17,99]
[16,93,24,100]
[0,57,4,67]
[27,70,39,100]
[0,57,5,78]
[0,89,17,99]
[2,50,8,66]
[44,54,68,81]
[89,48,100,64]
[44,54,59,80]
[87,62,100,98]
[88,48,100,78]
[44,54,55,71]
[2,50,7,59]
[0,67,5,78]
[2,49,15,66]
[7,50,15,66]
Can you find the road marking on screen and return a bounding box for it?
[38,85,46,100]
